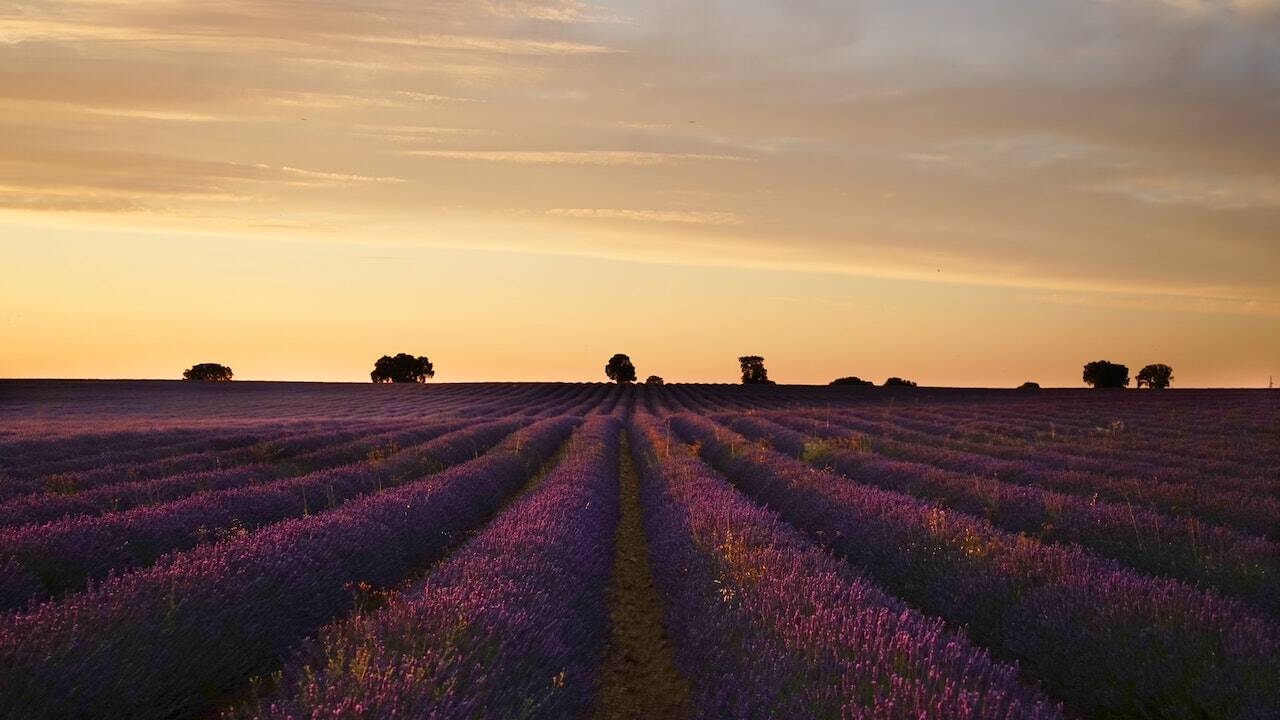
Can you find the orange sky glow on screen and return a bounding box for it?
[1,0,1277,386]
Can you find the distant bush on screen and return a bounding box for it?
[645,375,664,385]
[1018,381,1040,390]
[605,354,636,384]
[831,376,874,387]
[1083,360,1129,389]
[183,363,233,381]
[739,356,774,385]
[371,354,434,383]
[1136,363,1173,390]
[883,377,917,388]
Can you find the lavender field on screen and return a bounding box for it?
[0,380,1277,719]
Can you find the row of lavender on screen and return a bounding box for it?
[0,417,460,525]
[903,397,1277,485]
[0,381,603,527]
[668,382,1280,441]
[665,388,1280,540]
[0,383,615,611]
[0,381,552,447]
[809,397,1279,476]
[0,415,579,719]
[803,405,1280,498]
[231,414,625,718]
[628,411,1061,719]
[0,421,451,528]
[1,391,1052,719]
[719,413,1280,614]
[669,413,1280,719]
[664,384,1280,483]
[0,417,524,609]
[781,408,1280,539]
[233,410,1071,719]
[10,384,1266,490]
[1,384,1274,719]
[0,381,588,484]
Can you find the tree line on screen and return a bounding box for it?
[179,355,1177,389]
[1082,361,1173,389]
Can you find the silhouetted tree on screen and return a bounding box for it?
[645,375,664,385]
[831,376,873,387]
[371,354,434,383]
[182,363,233,381]
[1083,360,1129,389]
[1018,381,1041,390]
[605,354,637,384]
[739,356,773,385]
[1136,363,1173,390]
[883,377,918,388]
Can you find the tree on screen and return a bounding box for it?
[1136,363,1173,390]
[739,356,774,385]
[605,354,636,384]
[371,354,434,383]
[883,377,917,388]
[645,375,664,385]
[831,376,873,387]
[1082,360,1129,389]
[183,363,233,381]
[1018,381,1041,390]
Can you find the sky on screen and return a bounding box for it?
[1,0,1277,386]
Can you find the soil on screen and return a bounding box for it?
[591,430,691,720]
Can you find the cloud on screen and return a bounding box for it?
[0,0,1277,317]
[1034,290,1280,317]
[272,166,407,186]
[77,107,233,123]
[0,5,617,56]
[331,33,614,56]
[0,183,245,213]
[408,150,748,165]
[0,148,407,215]
[546,208,743,225]
[1089,174,1280,209]
[1138,0,1280,20]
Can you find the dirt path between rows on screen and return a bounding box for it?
[591,431,689,720]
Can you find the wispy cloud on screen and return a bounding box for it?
[0,152,404,215]
[1034,290,1280,317]
[78,107,233,123]
[331,33,614,56]
[763,294,857,308]
[1089,175,1280,209]
[0,0,1277,320]
[479,0,624,24]
[0,183,247,213]
[272,166,407,186]
[408,150,748,165]
[547,208,744,225]
[1138,0,1280,20]
[0,12,616,55]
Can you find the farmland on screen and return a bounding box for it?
[0,380,1276,719]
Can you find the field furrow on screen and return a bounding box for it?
[0,416,579,720]
[591,425,691,720]
[813,407,1280,495]
[1,382,1274,719]
[631,411,1062,719]
[721,413,1280,613]
[671,413,1280,719]
[0,418,529,608]
[230,414,621,718]
[772,410,1280,538]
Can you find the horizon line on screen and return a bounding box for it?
[0,377,1273,391]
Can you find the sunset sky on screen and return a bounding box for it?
[1,0,1277,386]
